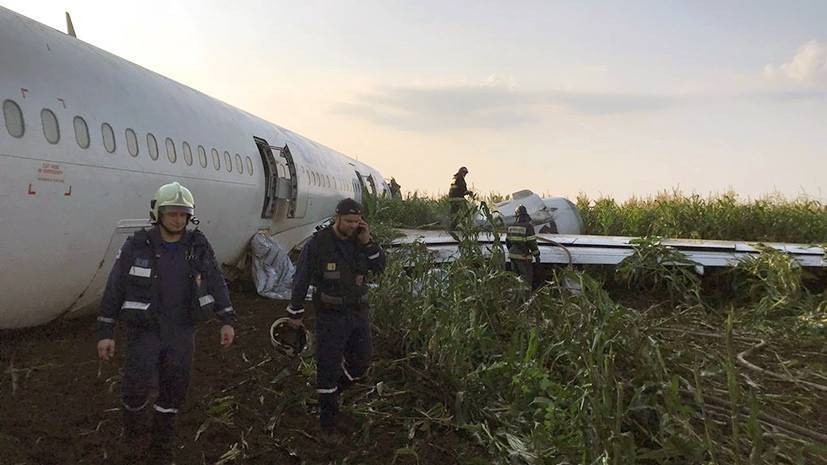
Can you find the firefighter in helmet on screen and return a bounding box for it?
[448,166,473,229]
[96,181,236,463]
[505,205,540,288]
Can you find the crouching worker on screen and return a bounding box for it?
[96,181,236,463]
[287,198,386,445]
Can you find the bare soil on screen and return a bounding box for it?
[0,289,488,465]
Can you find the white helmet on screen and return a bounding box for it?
[270,317,313,357]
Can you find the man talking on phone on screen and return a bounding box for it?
[286,198,386,445]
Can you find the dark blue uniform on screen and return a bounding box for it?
[289,226,385,430]
[96,226,234,448]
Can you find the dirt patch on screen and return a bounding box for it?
[0,290,489,464]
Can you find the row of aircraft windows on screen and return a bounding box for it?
[300,165,362,195]
[2,99,254,177]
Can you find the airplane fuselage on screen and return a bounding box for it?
[0,7,387,328]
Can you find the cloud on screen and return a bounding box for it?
[333,77,676,131]
[764,40,827,87]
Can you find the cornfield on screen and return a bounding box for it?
[346,192,827,464]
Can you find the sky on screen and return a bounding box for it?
[4,0,827,201]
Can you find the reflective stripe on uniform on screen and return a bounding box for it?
[216,306,233,315]
[153,404,178,414]
[509,252,533,260]
[507,235,527,242]
[97,316,116,324]
[316,386,338,394]
[128,266,152,278]
[121,301,150,311]
[341,361,359,382]
[287,306,304,315]
[198,294,215,307]
[367,251,380,260]
[507,226,527,235]
[122,399,148,412]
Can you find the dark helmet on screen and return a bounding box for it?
[458,166,469,175]
[270,318,313,357]
[335,198,363,215]
[515,205,528,217]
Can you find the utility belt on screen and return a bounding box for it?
[316,292,369,311]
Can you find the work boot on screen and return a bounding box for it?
[319,425,343,448]
[122,405,148,437]
[148,411,177,464]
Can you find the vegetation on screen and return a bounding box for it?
[340,192,827,464]
[577,190,827,243]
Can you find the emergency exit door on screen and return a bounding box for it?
[255,137,302,219]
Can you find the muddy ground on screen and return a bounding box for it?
[2,286,826,465]
[0,289,488,465]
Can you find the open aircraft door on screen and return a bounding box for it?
[255,137,305,219]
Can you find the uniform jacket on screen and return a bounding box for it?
[448,175,469,199]
[96,226,234,340]
[289,226,385,316]
[506,216,540,261]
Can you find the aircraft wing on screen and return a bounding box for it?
[390,229,826,269]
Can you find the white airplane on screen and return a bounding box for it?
[0,7,389,329]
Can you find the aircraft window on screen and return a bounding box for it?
[101,123,116,153]
[235,153,243,174]
[198,145,207,168]
[182,142,193,166]
[314,172,319,186]
[41,108,60,144]
[147,133,159,160]
[3,99,25,138]
[165,138,176,163]
[73,116,90,149]
[305,170,311,184]
[224,151,232,172]
[246,156,253,176]
[125,128,138,156]
[211,148,220,170]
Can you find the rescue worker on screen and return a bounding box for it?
[506,205,540,288]
[448,166,473,228]
[388,177,402,199]
[287,198,385,445]
[96,181,236,463]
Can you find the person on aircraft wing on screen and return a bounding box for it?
[506,205,541,289]
[388,177,402,199]
[95,181,236,463]
[286,198,386,446]
[448,166,473,228]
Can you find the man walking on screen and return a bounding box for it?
[287,198,385,445]
[448,166,473,229]
[96,181,236,463]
